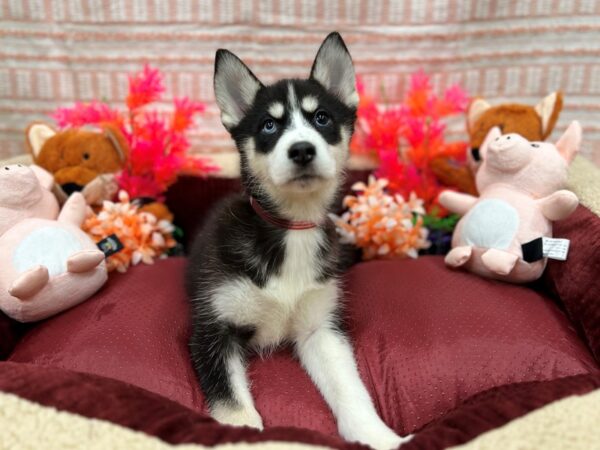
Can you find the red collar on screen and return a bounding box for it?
[249,197,318,230]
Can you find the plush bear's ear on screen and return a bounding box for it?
[25,123,56,160]
[555,120,581,164]
[534,91,563,139]
[467,98,491,132]
[214,49,263,130]
[480,126,502,160]
[103,125,128,163]
[310,32,358,108]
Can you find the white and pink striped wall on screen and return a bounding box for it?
[1,0,600,165]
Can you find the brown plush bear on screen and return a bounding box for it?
[431,92,563,195]
[25,123,128,206]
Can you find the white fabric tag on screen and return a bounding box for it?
[542,237,570,261]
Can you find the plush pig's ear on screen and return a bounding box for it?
[480,126,502,160]
[555,121,581,164]
[30,165,55,191]
[25,122,56,160]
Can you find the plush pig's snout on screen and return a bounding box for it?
[0,165,38,190]
[485,133,532,171]
[1,164,30,176]
[0,164,48,210]
[488,133,527,152]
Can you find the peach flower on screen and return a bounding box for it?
[83,191,176,273]
[331,176,430,260]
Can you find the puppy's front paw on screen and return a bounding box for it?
[211,402,264,430]
[389,433,413,449]
[341,419,412,450]
[359,430,411,450]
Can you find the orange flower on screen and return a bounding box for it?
[83,191,176,273]
[331,176,430,260]
[351,72,470,217]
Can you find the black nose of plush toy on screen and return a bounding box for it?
[61,182,84,195]
[288,141,316,167]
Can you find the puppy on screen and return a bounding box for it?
[186,33,407,450]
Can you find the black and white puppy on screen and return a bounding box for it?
[186,33,407,450]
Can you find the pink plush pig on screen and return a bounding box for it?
[439,121,581,283]
[0,164,107,322]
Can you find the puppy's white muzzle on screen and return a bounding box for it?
[268,119,336,187]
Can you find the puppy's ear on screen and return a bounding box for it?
[310,32,358,108]
[214,49,263,130]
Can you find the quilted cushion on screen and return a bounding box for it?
[403,373,600,450]
[9,256,598,436]
[0,361,356,450]
[0,313,15,359]
[0,312,27,360]
[544,205,600,363]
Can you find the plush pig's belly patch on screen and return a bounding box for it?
[12,227,82,277]
[462,199,519,250]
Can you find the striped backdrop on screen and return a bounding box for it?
[1,0,600,166]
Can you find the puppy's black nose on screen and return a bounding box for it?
[61,182,84,195]
[288,141,316,166]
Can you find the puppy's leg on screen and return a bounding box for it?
[293,286,409,450]
[189,322,263,430]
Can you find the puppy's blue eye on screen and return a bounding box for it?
[314,110,330,127]
[262,119,277,134]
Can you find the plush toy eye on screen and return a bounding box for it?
[83,152,90,160]
[531,143,540,148]
[262,119,277,134]
[314,110,330,127]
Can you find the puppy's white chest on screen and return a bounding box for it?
[249,230,324,344]
[213,229,333,349]
[264,229,324,302]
